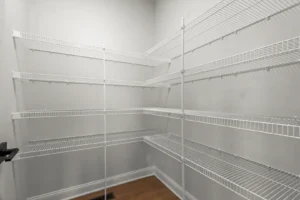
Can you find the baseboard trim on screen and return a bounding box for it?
[27,167,155,200]
[27,166,197,200]
[154,167,197,200]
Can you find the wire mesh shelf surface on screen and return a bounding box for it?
[144,134,300,200]
[146,36,300,86]
[13,71,161,88]
[13,71,105,85]
[12,108,145,120]
[145,0,300,58]
[15,130,161,160]
[143,108,300,139]
[12,31,170,67]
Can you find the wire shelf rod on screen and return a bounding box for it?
[147,137,267,200]
[144,0,300,59]
[176,61,300,86]
[12,71,161,88]
[28,48,156,68]
[146,36,300,86]
[15,131,161,160]
[145,135,300,200]
[176,0,300,59]
[169,134,300,193]
[11,108,145,120]
[12,31,170,66]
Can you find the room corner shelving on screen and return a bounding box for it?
[145,134,300,200]
[9,0,300,199]
[142,0,300,199]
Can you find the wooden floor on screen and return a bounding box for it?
[73,176,179,200]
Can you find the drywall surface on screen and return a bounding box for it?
[26,0,155,52]
[0,1,28,199]
[154,0,222,42]
[0,2,4,199]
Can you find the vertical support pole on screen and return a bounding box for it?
[102,44,107,200]
[11,32,20,200]
[180,17,185,200]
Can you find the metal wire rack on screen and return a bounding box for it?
[14,130,161,160]
[12,109,105,120]
[145,0,300,58]
[12,31,170,67]
[144,134,300,200]
[143,108,300,139]
[12,71,164,88]
[12,71,105,85]
[145,36,300,86]
[11,108,145,120]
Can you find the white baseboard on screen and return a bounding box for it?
[28,166,197,200]
[154,167,197,200]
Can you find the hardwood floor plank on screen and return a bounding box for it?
[73,176,179,200]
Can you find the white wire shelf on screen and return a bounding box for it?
[12,71,104,85]
[144,134,300,200]
[143,108,300,139]
[12,108,144,120]
[12,31,171,67]
[12,107,300,139]
[12,71,164,88]
[145,36,300,86]
[14,130,162,160]
[145,0,300,58]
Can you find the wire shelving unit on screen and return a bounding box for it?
[9,0,300,199]
[144,0,300,59]
[12,71,168,88]
[145,36,300,86]
[14,130,161,160]
[144,108,300,139]
[12,31,171,67]
[145,134,300,200]
[10,30,168,200]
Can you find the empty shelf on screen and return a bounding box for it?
[144,108,300,139]
[145,0,300,58]
[12,108,144,120]
[13,71,159,88]
[13,108,300,139]
[15,130,161,160]
[12,109,105,119]
[146,36,300,86]
[12,31,170,67]
[13,71,104,85]
[144,134,300,200]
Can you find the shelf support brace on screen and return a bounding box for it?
[102,44,107,200]
[180,17,186,200]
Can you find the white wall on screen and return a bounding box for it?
[0,1,29,199]
[154,0,222,42]
[26,0,155,52]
